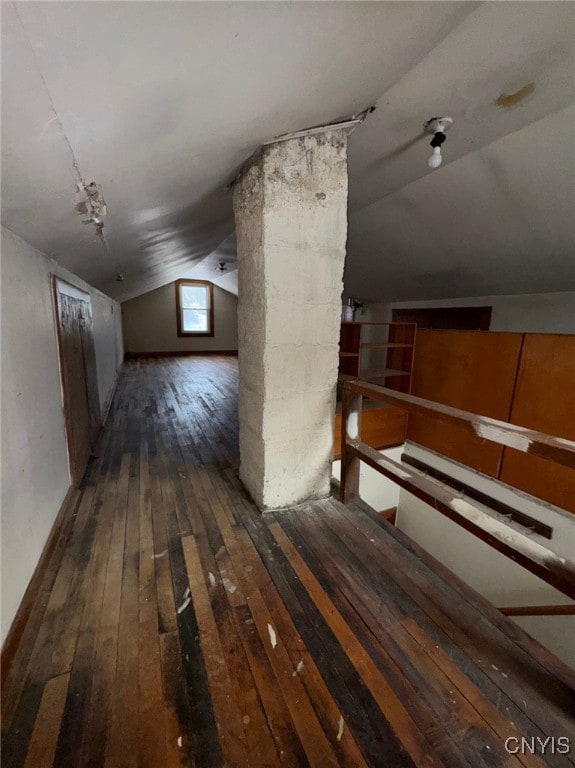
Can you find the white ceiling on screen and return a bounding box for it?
[2,2,574,303]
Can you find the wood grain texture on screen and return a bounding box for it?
[3,356,574,768]
[53,278,101,484]
[500,334,575,513]
[333,406,407,459]
[408,329,523,476]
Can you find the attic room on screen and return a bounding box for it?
[1,2,574,766]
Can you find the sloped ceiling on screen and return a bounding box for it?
[1,2,574,303]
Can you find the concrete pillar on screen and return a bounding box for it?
[233,129,348,510]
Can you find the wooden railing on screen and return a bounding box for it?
[339,379,575,601]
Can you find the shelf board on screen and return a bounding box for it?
[359,368,411,379]
[339,352,360,357]
[360,343,413,350]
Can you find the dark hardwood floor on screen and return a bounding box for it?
[2,356,574,767]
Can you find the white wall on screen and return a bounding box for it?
[121,281,238,354]
[0,226,123,645]
[365,292,575,334]
[396,444,575,668]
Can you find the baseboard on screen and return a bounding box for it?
[1,484,81,692]
[125,350,238,358]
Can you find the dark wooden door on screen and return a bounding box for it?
[392,306,492,330]
[53,278,101,484]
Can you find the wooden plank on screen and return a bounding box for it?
[180,534,250,766]
[332,502,575,742]
[281,505,519,768]
[300,501,574,766]
[159,631,189,768]
[344,368,575,472]
[49,446,127,768]
[201,490,310,764]
[401,619,549,768]
[47,485,100,678]
[339,484,575,692]
[135,439,170,768]
[138,619,168,768]
[192,474,296,766]
[238,504,418,768]
[401,453,553,539]
[334,406,407,459]
[154,431,223,768]
[23,673,70,768]
[340,387,362,503]
[79,623,119,766]
[267,519,447,768]
[215,484,374,765]
[232,525,369,768]
[348,439,575,599]
[6,354,575,768]
[105,455,140,768]
[194,474,344,767]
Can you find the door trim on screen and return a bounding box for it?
[52,276,100,484]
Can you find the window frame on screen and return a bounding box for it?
[175,279,215,337]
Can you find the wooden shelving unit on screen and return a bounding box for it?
[338,321,417,394]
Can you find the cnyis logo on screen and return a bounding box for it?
[505,737,571,755]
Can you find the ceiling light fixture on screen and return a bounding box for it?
[216,261,227,273]
[424,116,453,169]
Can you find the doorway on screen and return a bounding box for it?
[391,306,492,330]
[53,277,101,484]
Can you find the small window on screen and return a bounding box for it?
[176,279,214,337]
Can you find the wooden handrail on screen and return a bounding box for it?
[341,379,575,470]
[339,380,575,601]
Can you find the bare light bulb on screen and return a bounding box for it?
[428,146,442,169]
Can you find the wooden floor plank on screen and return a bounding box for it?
[283,501,571,768]
[4,356,574,768]
[181,534,250,766]
[104,456,140,768]
[23,673,70,768]
[198,489,342,768]
[330,500,575,744]
[267,518,451,768]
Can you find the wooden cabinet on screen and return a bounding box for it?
[338,321,416,393]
